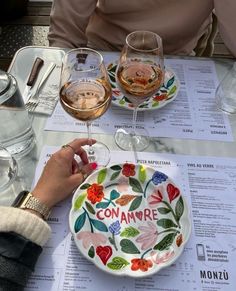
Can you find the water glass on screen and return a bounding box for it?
[215,62,236,114]
[0,70,35,158]
[0,144,17,192]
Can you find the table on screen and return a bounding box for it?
[1,46,236,290]
[1,46,235,206]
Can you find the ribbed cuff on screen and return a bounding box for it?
[0,207,51,246]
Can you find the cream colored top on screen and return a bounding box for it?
[48,0,236,57]
[0,206,51,247]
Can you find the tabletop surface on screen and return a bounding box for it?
[1,45,236,204]
[1,46,236,290]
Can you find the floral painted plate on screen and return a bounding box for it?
[107,63,180,111]
[69,164,191,277]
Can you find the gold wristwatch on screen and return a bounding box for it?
[12,191,51,220]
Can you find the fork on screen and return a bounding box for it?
[25,62,56,112]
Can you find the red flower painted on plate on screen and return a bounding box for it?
[122,163,136,177]
[167,183,180,203]
[131,258,153,272]
[153,93,168,101]
[96,246,112,265]
[87,183,104,204]
[147,189,163,208]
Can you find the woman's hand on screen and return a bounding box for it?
[31,138,97,209]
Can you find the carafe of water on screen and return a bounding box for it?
[0,70,35,158]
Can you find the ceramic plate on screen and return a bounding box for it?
[107,63,180,111]
[69,164,191,277]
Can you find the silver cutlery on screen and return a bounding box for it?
[23,57,44,101]
[25,62,56,112]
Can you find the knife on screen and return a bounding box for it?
[22,57,44,102]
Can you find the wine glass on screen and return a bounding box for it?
[115,31,164,151]
[60,48,112,166]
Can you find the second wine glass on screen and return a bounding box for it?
[115,31,164,151]
[60,48,112,166]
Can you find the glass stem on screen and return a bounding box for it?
[86,121,94,156]
[131,106,138,136]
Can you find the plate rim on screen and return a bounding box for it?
[108,65,180,112]
[69,163,192,278]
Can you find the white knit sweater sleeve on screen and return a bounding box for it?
[0,206,51,247]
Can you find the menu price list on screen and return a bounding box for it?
[25,148,236,291]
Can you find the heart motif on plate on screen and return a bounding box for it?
[167,183,180,202]
[135,211,143,221]
[96,246,112,265]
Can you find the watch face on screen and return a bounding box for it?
[11,191,29,207]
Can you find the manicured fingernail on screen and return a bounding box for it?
[91,162,98,170]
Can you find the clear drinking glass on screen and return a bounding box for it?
[115,31,164,151]
[0,144,17,192]
[215,62,236,114]
[0,70,35,158]
[60,48,112,166]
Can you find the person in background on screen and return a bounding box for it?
[48,0,236,57]
[0,138,98,290]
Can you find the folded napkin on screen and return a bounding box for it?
[24,61,61,116]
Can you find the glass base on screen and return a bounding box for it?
[83,142,110,167]
[115,128,150,151]
[0,146,18,192]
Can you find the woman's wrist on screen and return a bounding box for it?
[31,188,55,209]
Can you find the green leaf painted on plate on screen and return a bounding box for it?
[74,212,86,233]
[119,100,126,105]
[74,194,86,210]
[96,201,110,209]
[91,218,108,232]
[175,196,184,222]
[120,227,140,238]
[129,196,142,211]
[168,85,177,96]
[139,103,148,108]
[85,201,96,215]
[88,246,95,258]
[157,207,171,215]
[157,218,178,229]
[109,75,116,83]
[110,165,122,171]
[80,183,91,190]
[108,237,115,245]
[160,89,168,93]
[110,171,121,181]
[129,177,143,193]
[97,168,107,184]
[107,257,129,270]
[110,189,120,200]
[124,96,131,103]
[138,165,147,183]
[107,63,117,73]
[166,76,175,88]
[154,232,177,251]
[120,239,140,254]
[152,101,159,107]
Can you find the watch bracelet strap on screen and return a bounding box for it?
[21,193,51,220]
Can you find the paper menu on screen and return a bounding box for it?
[44,58,233,142]
[25,147,236,291]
